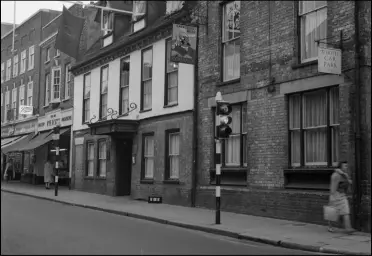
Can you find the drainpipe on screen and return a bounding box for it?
[191,24,199,208]
[353,0,362,230]
[68,110,73,189]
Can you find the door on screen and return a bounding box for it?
[116,139,132,196]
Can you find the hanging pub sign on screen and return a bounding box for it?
[170,24,197,65]
[318,47,342,75]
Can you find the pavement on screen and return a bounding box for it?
[1,192,318,255]
[1,181,371,255]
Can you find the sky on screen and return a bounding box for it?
[1,1,91,25]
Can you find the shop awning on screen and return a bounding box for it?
[1,134,35,154]
[1,135,25,147]
[88,119,139,136]
[16,127,70,152]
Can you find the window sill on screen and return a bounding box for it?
[96,176,106,180]
[45,60,50,65]
[216,78,241,87]
[163,179,180,184]
[82,121,90,125]
[43,105,49,108]
[54,55,60,59]
[62,97,70,102]
[291,60,318,70]
[163,103,178,108]
[139,108,152,113]
[140,179,154,184]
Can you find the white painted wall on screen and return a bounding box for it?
[73,38,195,132]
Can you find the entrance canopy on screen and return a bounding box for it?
[1,135,26,147]
[88,119,139,136]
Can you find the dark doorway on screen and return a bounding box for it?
[115,139,133,196]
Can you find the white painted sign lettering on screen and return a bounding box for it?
[318,47,342,75]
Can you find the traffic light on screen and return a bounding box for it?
[216,101,233,139]
[53,126,60,135]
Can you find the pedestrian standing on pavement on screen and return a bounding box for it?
[4,158,14,183]
[328,161,354,234]
[44,159,54,189]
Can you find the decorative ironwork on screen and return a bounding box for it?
[126,102,138,115]
[88,103,138,125]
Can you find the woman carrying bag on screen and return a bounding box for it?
[326,161,355,234]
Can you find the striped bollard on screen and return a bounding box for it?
[215,138,221,224]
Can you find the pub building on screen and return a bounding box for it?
[69,1,197,205]
[2,109,72,185]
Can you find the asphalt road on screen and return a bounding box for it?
[1,192,320,255]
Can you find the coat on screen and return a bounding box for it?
[44,162,54,183]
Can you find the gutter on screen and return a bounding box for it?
[353,0,362,230]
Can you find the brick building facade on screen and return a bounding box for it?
[194,1,371,232]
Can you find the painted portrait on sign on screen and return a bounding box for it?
[171,24,197,65]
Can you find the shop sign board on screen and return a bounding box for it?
[318,47,342,75]
[37,109,73,132]
[170,24,197,65]
[1,119,37,138]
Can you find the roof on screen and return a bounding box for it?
[72,8,189,72]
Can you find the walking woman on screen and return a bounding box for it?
[44,158,54,189]
[328,161,355,234]
[4,158,14,183]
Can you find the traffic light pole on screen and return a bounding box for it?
[215,138,222,225]
[53,126,60,197]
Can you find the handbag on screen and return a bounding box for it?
[324,205,339,222]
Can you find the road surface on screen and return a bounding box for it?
[1,192,320,255]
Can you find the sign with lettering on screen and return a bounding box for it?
[1,119,38,138]
[318,47,342,75]
[37,109,73,132]
[19,105,34,115]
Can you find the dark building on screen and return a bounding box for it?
[1,9,61,181]
[194,0,371,232]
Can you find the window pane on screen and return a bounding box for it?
[166,40,178,73]
[289,95,301,129]
[300,1,315,15]
[101,94,107,117]
[84,74,91,99]
[242,133,247,165]
[145,136,154,156]
[88,161,94,176]
[142,49,153,80]
[331,126,339,164]
[223,39,240,81]
[304,128,327,164]
[88,144,94,159]
[291,130,301,166]
[330,87,339,125]
[170,156,179,179]
[301,12,317,60]
[121,87,129,114]
[223,1,240,41]
[242,103,247,133]
[229,105,241,134]
[99,160,106,177]
[169,133,180,155]
[143,80,152,109]
[225,134,240,165]
[167,72,178,104]
[303,90,327,128]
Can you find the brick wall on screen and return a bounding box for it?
[194,1,370,231]
[131,111,194,206]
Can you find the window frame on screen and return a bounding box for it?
[132,1,147,33]
[27,80,33,107]
[44,73,50,106]
[5,90,10,122]
[288,86,339,168]
[221,0,241,82]
[11,87,18,120]
[298,1,328,63]
[99,65,109,120]
[51,67,61,101]
[64,63,71,99]
[82,72,91,124]
[214,102,247,168]
[1,62,4,83]
[86,141,95,177]
[20,50,27,74]
[140,46,153,111]
[97,139,108,178]
[28,45,35,70]
[13,54,19,78]
[165,129,181,181]
[119,57,130,115]
[141,132,155,181]
[164,38,179,106]
[6,59,11,81]
[19,84,25,119]
[46,47,51,62]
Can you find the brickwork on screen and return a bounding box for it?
[131,111,194,207]
[194,1,371,231]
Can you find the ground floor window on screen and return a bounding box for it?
[98,140,107,177]
[86,142,95,177]
[288,86,339,167]
[142,133,154,180]
[165,129,180,180]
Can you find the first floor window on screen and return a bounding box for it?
[120,57,130,115]
[143,134,154,179]
[86,142,94,177]
[98,140,107,177]
[299,1,327,62]
[289,86,339,167]
[141,48,152,110]
[165,38,178,105]
[83,73,91,123]
[222,103,247,167]
[52,68,61,100]
[100,66,109,119]
[167,131,180,180]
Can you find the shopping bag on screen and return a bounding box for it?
[323,205,339,222]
